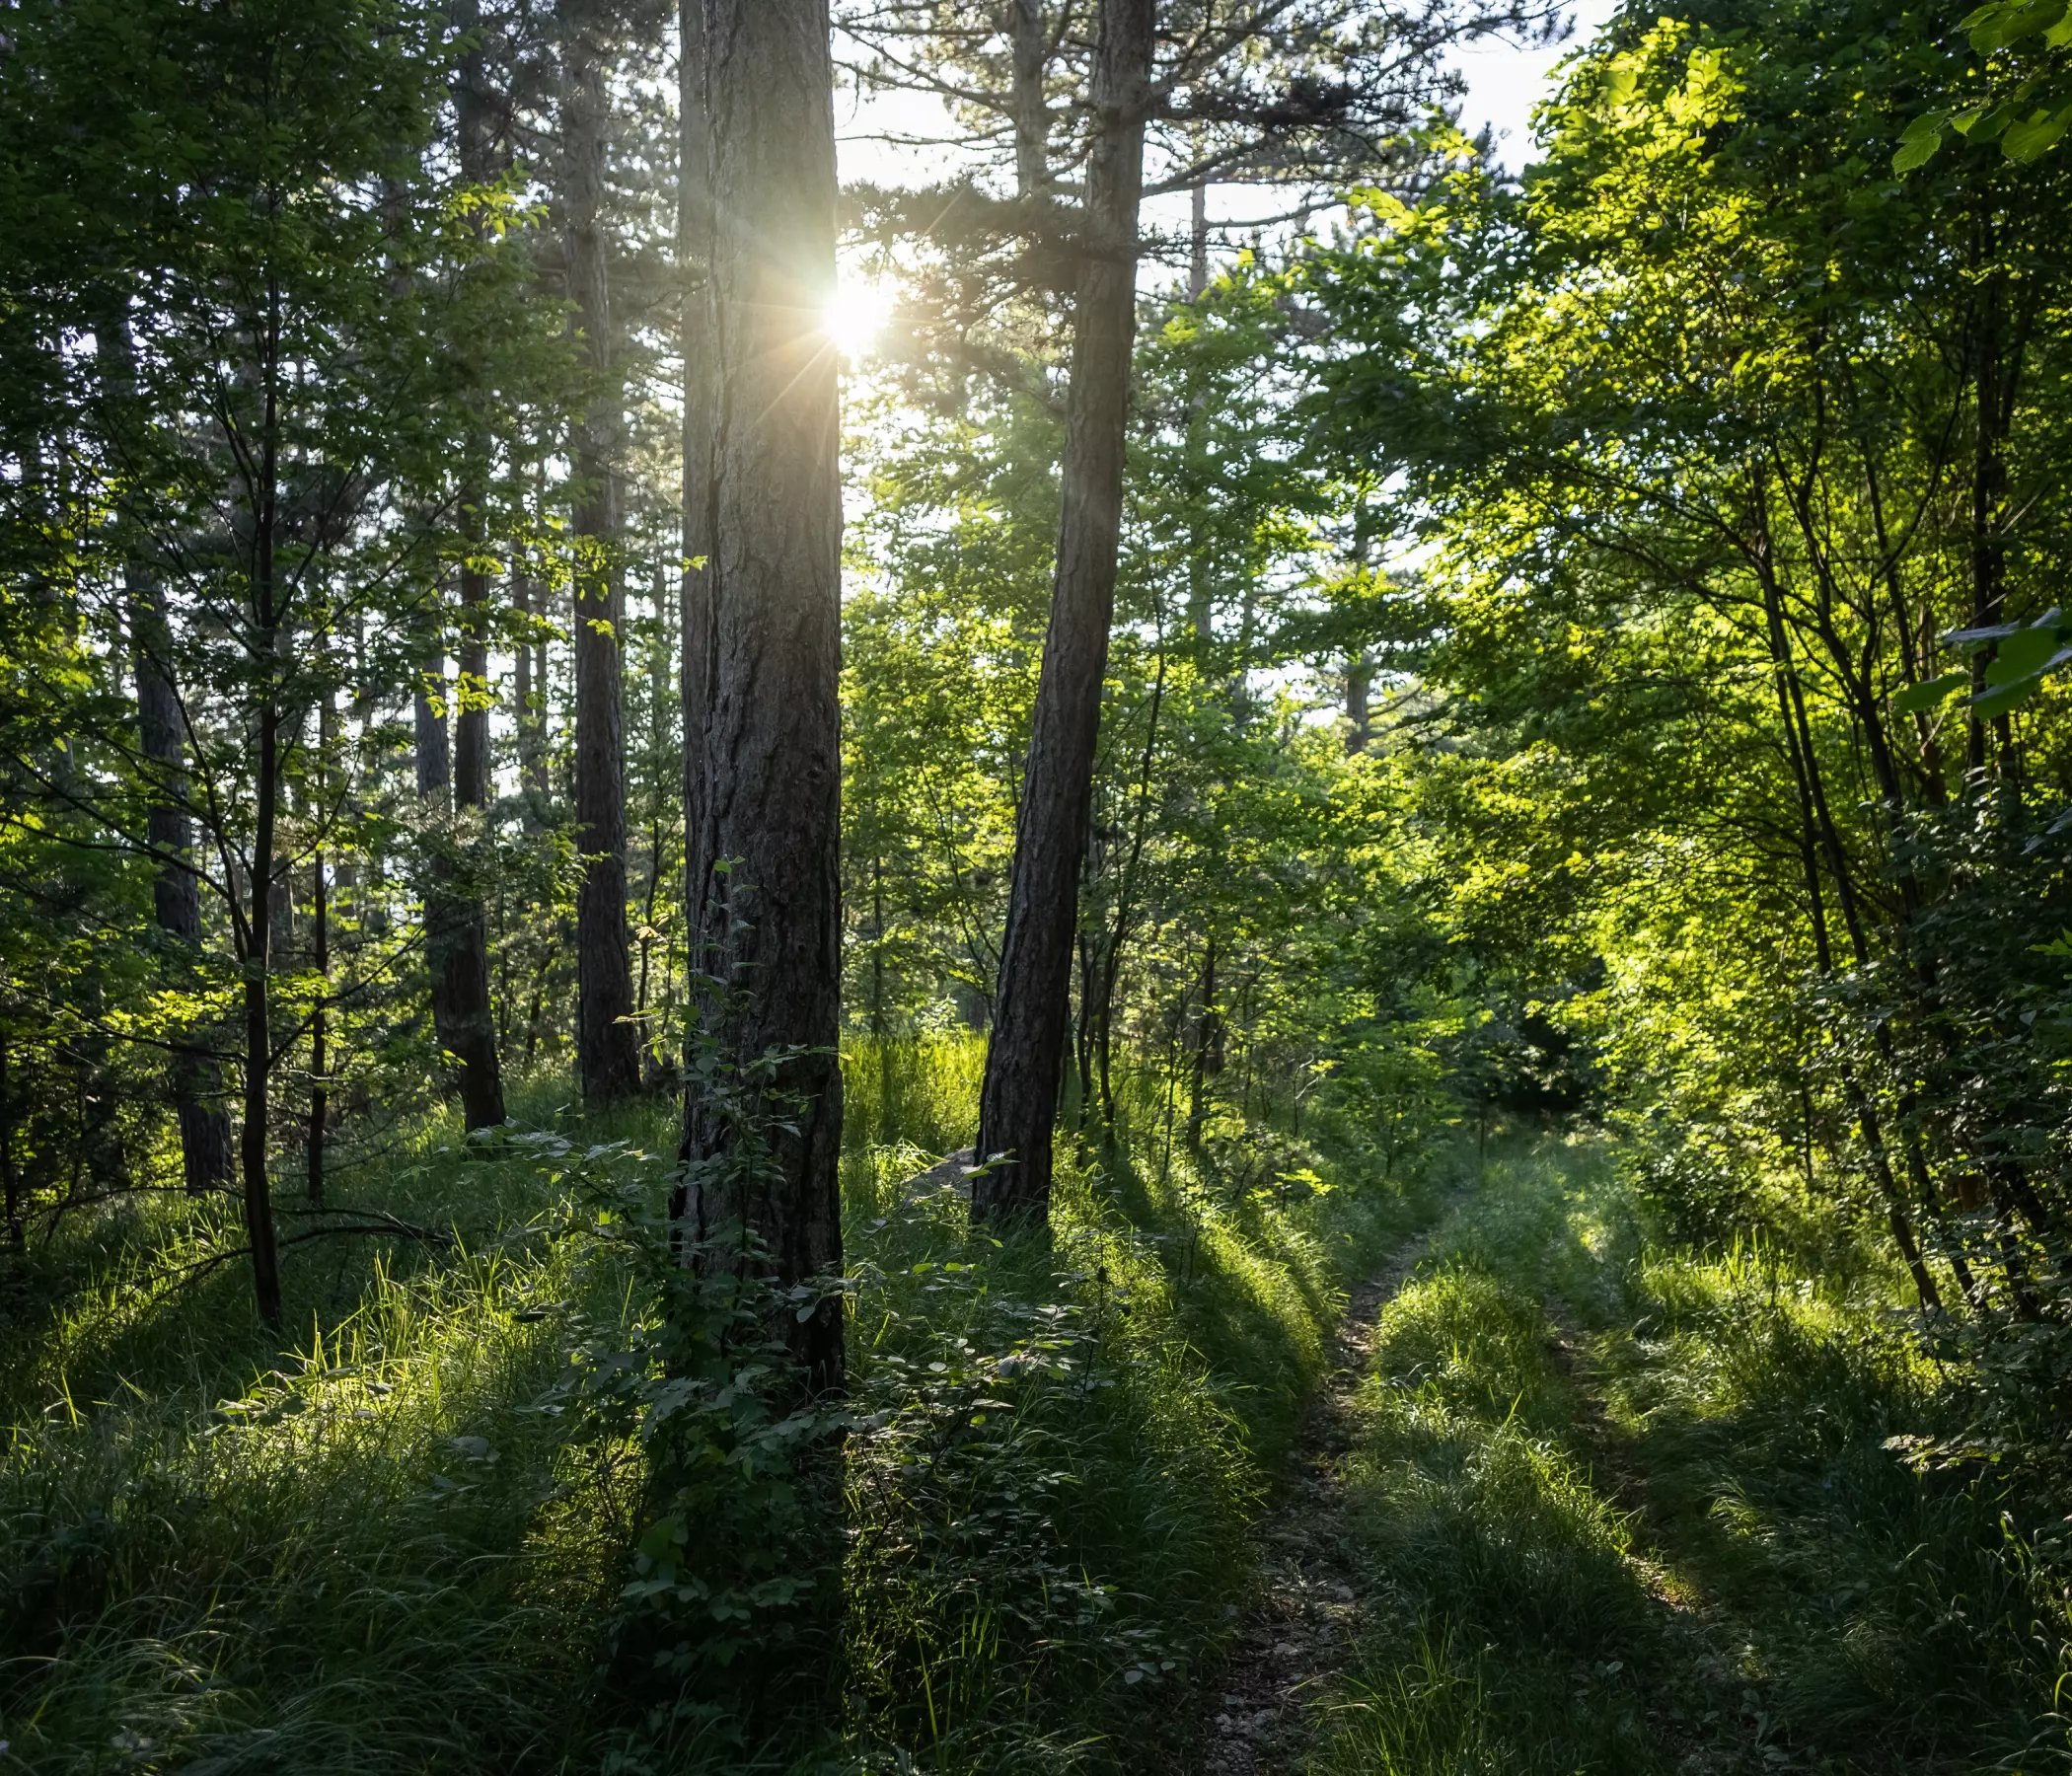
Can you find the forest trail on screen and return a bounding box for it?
[1198,1200,1452,1773]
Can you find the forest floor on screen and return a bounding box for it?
[1200,1198,1451,1773]
[1223,1134,2069,1776]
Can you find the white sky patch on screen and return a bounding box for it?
[1446,0,1621,175]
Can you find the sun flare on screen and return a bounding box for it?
[826,275,894,363]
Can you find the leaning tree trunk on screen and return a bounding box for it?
[680,0,845,1394]
[561,0,641,1101]
[973,0,1153,1223]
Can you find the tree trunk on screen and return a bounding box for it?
[107,312,236,1194]
[562,0,641,1101]
[423,7,510,1133]
[1345,649,1372,754]
[680,0,714,993]
[680,0,845,1393]
[131,562,235,1194]
[308,833,330,1206]
[1,1035,19,1249]
[1007,0,1050,201]
[974,0,1152,1222]
[242,360,285,1328]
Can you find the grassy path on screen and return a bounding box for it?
[1207,1134,2069,1775]
[1202,1203,1457,1773]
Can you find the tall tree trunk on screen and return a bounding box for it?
[242,343,285,1328]
[562,0,641,1100]
[308,777,330,1204]
[680,0,714,995]
[426,5,510,1132]
[974,0,1153,1222]
[131,553,235,1194]
[680,0,845,1393]
[106,312,236,1193]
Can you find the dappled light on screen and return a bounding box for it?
[4,0,2072,1769]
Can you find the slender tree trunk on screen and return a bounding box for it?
[1187,930,1218,1148]
[680,0,715,1009]
[562,0,641,1100]
[308,832,329,1206]
[679,0,846,1392]
[1,1034,19,1249]
[420,6,510,1133]
[1966,290,2012,780]
[1345,649,1372,754]
[974,0,1153,1223]
[106,312,236,1194]
[130,563,235,1194]
[242,344,285,1328]
[1754,521,1945,1315]
[1007,0,1050,201]
[1188,178,1208,300]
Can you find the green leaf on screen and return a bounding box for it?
[1969,673,2044,716]
[1893,128,1945,173]
[1892,672,1968,713]
[1965,0,2068,49]
[2004,111,2069,161]
[1988,621,2067,678]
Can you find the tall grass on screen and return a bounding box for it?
[1313,1135,2072,1775]
[1,1042,1438,1773]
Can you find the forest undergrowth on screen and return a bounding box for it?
[1315,1137,2072,1776]
[0,1035,1438,1775]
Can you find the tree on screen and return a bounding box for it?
[561,0,643,1102]
[973,0,1155,1219]
[681,0,847,1391]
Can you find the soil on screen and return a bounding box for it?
[1197,1218,1445,1774]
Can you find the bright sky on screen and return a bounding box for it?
[828,3,1623,344]
[1447,0,1620,173]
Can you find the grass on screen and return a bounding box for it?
[0,1040,1442,1774]
[1314,1132,2072,1775]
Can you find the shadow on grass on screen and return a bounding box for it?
[1314,1134,2072,1776]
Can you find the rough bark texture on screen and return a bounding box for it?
[681,0,845,1393]
[562,1,641,1100]
[973,0,1152,1223]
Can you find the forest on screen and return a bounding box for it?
[4,0,2072,1769]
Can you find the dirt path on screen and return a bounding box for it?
[1198,1215,1447,1775]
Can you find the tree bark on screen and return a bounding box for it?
[680,0,845,1393]
[1007,0,1050,201]
[562,0,641,1101]
[241,338,286,1328]
[974,0,1152,1222]
[131,555,235,1193]
[430,6,509,1131]
[107,311,236,1194]
[1345,649,1372,754]
[680,0,714,1007]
